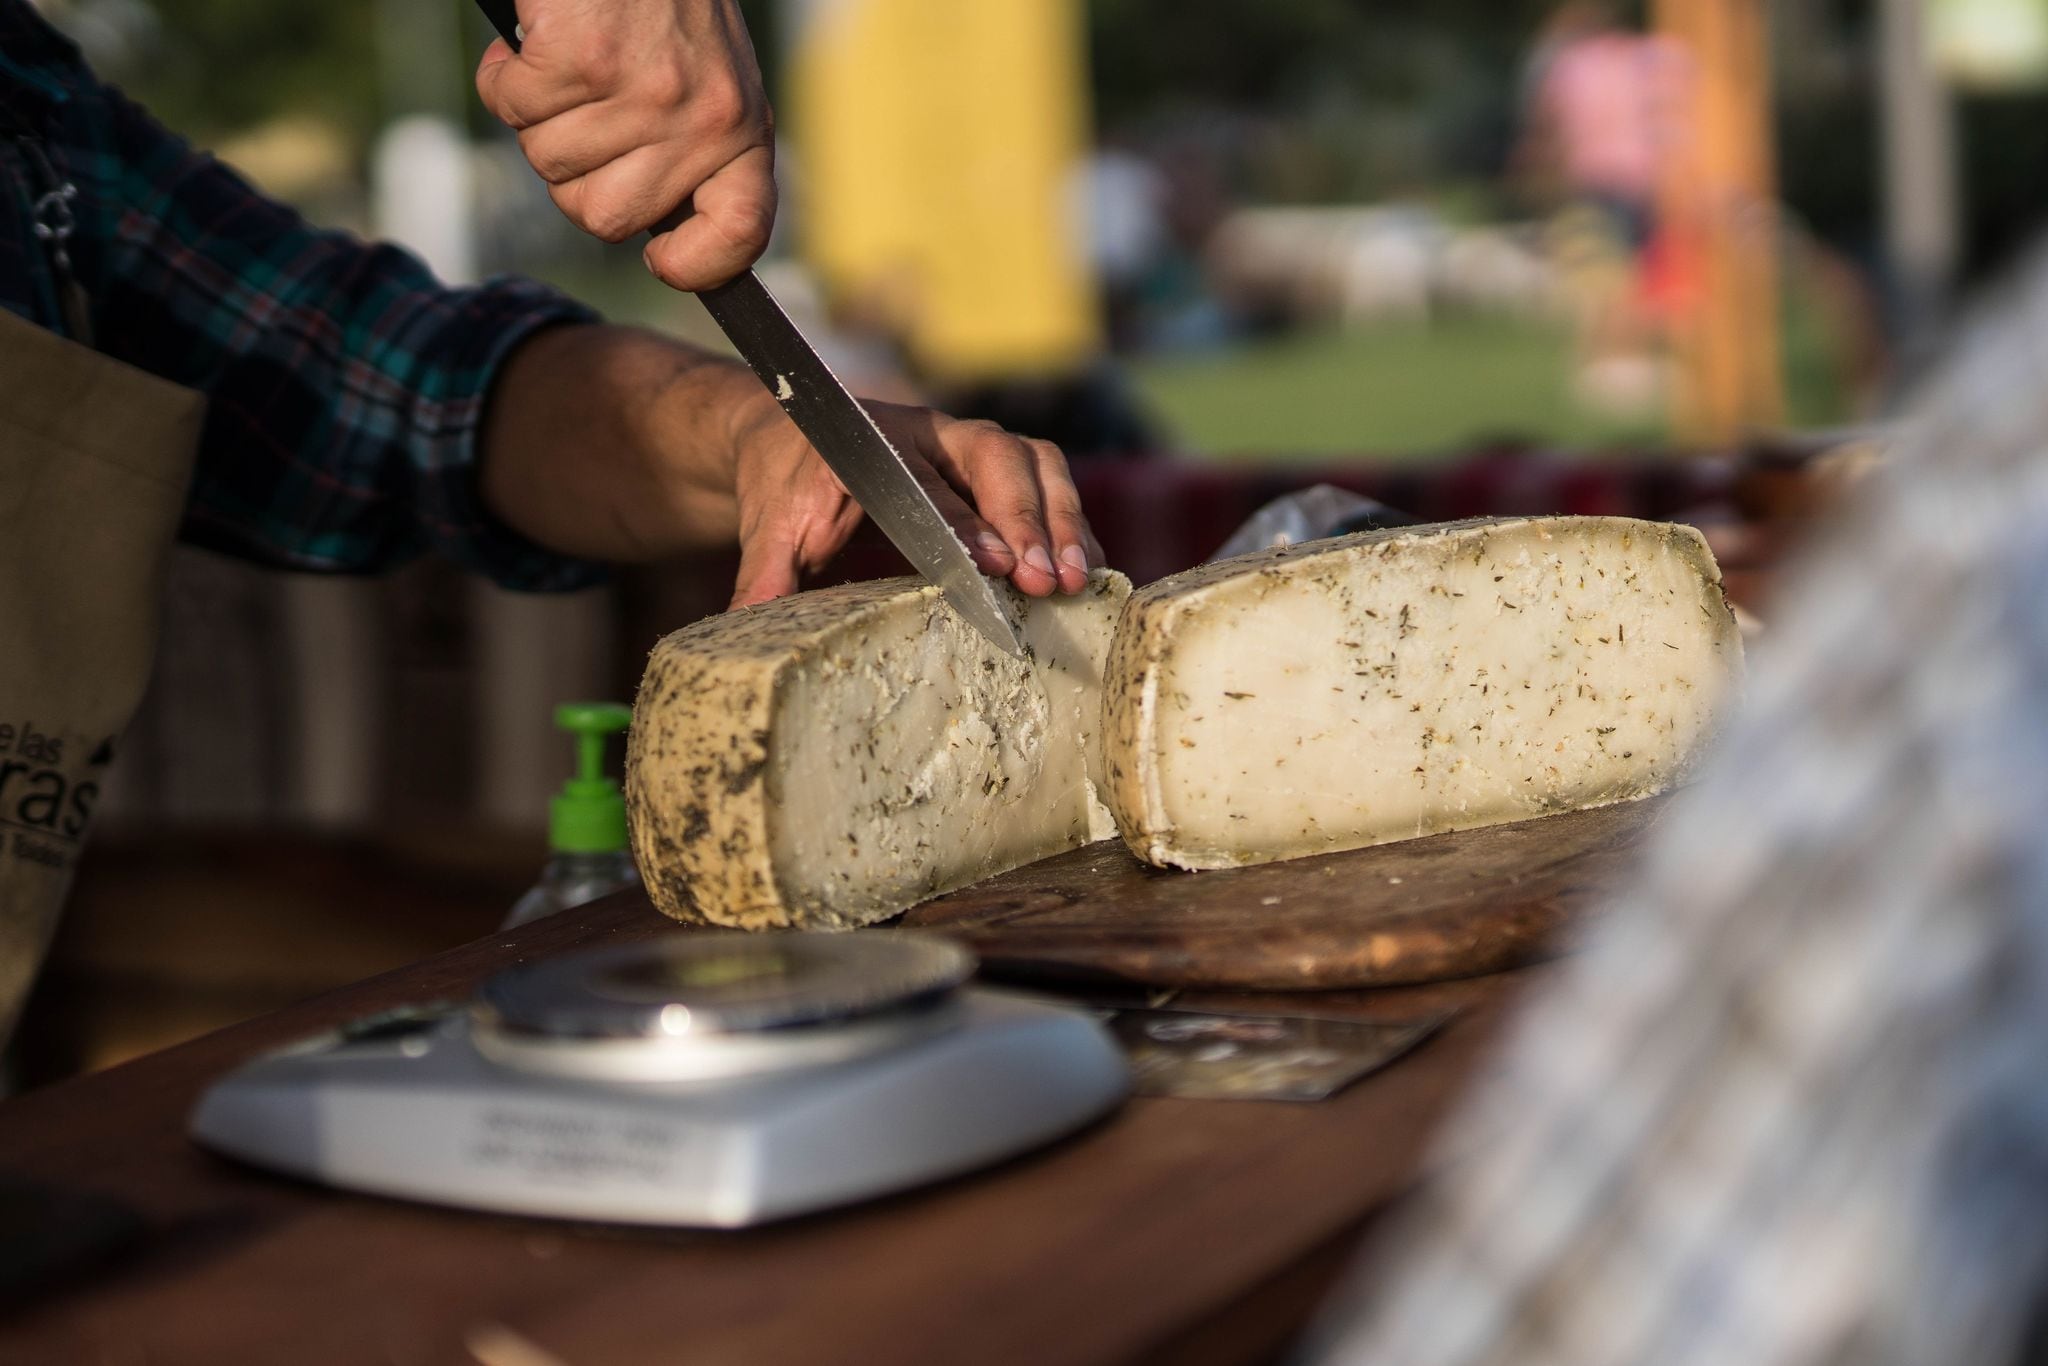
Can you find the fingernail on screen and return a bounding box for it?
[1025,546,1055,576]
[975,531,1011,561]
[1059,544,1088,573]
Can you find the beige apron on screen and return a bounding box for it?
[0,306,203,1038]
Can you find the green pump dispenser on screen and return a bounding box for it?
[548,702,632,854]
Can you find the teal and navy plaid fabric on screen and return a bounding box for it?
[0,0,603,590]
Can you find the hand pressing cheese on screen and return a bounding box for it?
[628,572,1130,929]
[1103,516,1742,870]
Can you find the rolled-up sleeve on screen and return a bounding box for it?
[78,83,605,590]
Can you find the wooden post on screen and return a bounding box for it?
[1654,0,1785,443]
[283,576,385,827]
[1878,0,1960,357]
[470,584,615,832]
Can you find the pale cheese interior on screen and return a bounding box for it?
[1122,518,1741,868]
[762,577,1123,921]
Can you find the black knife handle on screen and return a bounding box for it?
[475,0,523,50]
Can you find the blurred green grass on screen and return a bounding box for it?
[532,253,1856,466]
[1128,306,1853,462]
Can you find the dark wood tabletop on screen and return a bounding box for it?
[0,884,1538,1366]
[907,799,1657,991]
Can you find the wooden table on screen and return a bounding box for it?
[0,890,1533,1366]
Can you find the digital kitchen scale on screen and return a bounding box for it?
[189,933,1128,1227]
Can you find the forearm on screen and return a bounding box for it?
[479,322,773,562]
[479,317,1100,609]
[92,85,608,584]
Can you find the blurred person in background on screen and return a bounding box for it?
[1516,0,1695,417]
[0,0,1100,1040]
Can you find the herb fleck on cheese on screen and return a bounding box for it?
[1101,516,1743,870]
[628,571,1130,929]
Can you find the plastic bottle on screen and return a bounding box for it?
[503,702,640,929]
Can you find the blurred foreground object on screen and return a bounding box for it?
[786,0,1099,382]
[1305,240,2048,1364]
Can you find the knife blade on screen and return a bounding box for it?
[471,0,1025,657]
[694,274,1024,655]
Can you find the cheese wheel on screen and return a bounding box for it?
[628,572,1130,929]
[1103,516,1742,870]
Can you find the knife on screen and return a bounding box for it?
[472,0,1025,657]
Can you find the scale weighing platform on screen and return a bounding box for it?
[190,933,1128,1228]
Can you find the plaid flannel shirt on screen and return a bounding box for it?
[0,0,603,590]
[1305,248,2048,1365]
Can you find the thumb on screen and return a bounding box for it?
[474,38,517,112]
[728,528,803,610]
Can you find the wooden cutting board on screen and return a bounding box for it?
[901,798,1666,990]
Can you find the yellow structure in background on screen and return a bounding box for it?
[1653,0,1785,443]
[787,0,1100,382]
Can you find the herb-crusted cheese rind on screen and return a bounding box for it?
[628,571,1130,929]
[1103,516,1743,870]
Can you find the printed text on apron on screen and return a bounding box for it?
[0,306,202,1038]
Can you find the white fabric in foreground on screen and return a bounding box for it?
[1305,247,2048,1366]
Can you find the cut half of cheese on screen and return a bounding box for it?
[1103,516,1742,870]
[628,571,1130,929]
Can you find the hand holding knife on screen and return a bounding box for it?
[472,0,1028,656]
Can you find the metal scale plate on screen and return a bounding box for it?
[189,933,1128,1228]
